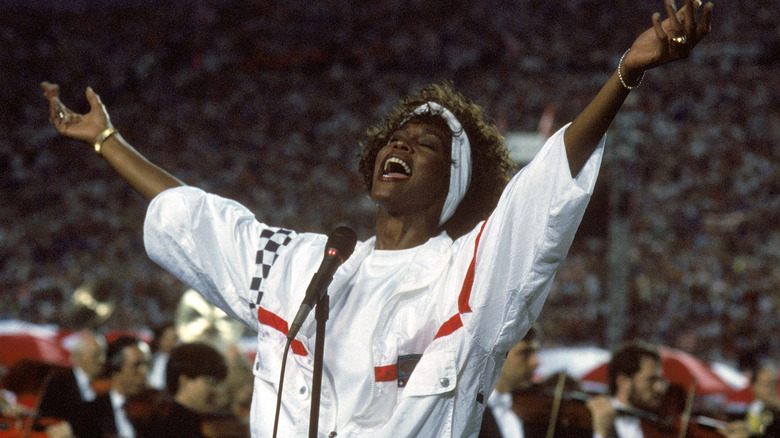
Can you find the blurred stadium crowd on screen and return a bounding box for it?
[1,0,778,370]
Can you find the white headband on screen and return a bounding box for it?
[407,102,472,226]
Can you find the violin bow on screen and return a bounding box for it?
[545,372,567,438]
[677,378,697,438]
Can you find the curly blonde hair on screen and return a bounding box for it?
[358,82,513,239]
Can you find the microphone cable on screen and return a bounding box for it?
[272,338,293,438]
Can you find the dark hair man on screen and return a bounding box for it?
[86,336,151,438]
[587,341,747,438]
[143,342,231,438]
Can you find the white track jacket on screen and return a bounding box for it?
[143,125,604,437]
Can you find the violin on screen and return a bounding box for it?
[511,373,745,438]
[122,389,249,438]
[1,365,80,438]
[0,405,64,438]
[199,413,250,438]
[123,387,170,434]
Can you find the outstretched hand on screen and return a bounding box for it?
[42,81,112,146]
[41,81,184,200]
[623,0,713,76]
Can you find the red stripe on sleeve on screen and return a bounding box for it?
[374,364,397,382]
[434,313,463,340]
[457,219,488,314]
[257,306,289,333]
[257,306,308,356]
[290,341,308,356]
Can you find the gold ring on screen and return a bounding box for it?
[671,36,688,44]
[56,110,65,121]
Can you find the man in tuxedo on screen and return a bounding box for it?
[584,340,667,438]
[37,330,106,437]
[86,336,151,438]
[479,326,540,438]
[586,340,748,438]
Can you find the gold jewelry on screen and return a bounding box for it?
[617,48,644,91]
[94,127,117,155]
[671,35,688,44]
[56,109,65,121]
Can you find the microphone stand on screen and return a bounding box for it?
[308,292,329,438]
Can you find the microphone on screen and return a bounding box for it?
[287,226,357,341]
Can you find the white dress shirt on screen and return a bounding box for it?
[611,398,643,438]
[487,390,524,438]
[73,366,96,401]
[109,390,134,438]
[147,352,169,390]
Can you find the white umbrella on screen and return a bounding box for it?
[535,346,610,381]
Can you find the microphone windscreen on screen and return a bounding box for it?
[326,226,357,260]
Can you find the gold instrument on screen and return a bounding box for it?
[174,289,246,347]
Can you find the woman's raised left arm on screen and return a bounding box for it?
[563,0,714,176]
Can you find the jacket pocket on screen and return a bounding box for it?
[401,349,457,397]
[251,324,289,382]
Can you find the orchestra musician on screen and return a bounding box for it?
[36,330,107,438]
[83,336,151,438]
[586,340,749,438]
[479,326,542,438]
[137,342,246,438]
[480,325,596,438]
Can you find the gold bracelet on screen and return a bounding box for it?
[94,127,117,155]
[618,48,644,91]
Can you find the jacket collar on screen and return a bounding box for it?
[329,232,453,300]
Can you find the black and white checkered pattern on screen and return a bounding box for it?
[249,227,295,306]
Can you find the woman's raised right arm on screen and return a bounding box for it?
[42,81,185,201]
